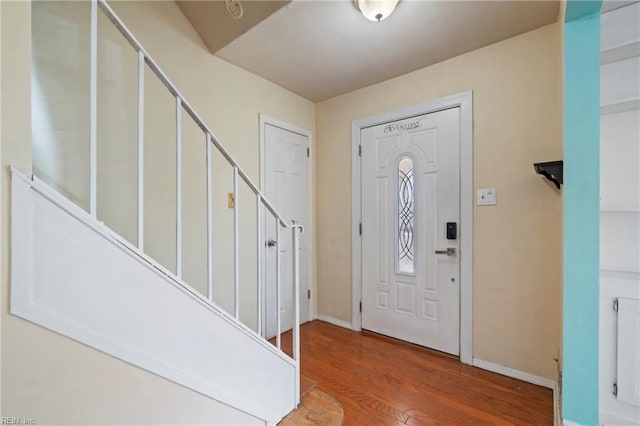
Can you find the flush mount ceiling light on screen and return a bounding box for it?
[354,0,400,22]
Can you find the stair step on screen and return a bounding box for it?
[278,389,344,426]
[300,375,316,398]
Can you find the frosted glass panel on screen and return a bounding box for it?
[31,1,91,210]
[397,157,415,274]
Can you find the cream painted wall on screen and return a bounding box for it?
[108,1,315,328]
[2,0,313,422]
[315,23,563,380]
[2,0,561,420]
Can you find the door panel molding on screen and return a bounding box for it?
[351,91,473,364]
[259,114,314,330]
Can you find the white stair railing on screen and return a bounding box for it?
[84,0,302,404]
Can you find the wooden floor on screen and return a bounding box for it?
[279,386,344,426]
[278,320,553,425]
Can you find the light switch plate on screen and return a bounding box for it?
[477,188,497,206]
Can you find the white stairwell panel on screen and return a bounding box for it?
[618,298,640,407]
[10,169,295,425]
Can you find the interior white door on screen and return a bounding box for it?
[361,107,460,355]
[263,123,309,339]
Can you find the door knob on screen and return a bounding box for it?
[435,247,456,256]
[266,239,277,247]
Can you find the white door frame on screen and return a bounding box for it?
[351,91,473,365]
[259,114,315,328]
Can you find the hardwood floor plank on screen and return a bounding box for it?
[279,389,344,425]
[301,374,318,397]
[281,320,553,425]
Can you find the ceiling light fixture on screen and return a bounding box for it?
[354,0,399,22]
[225,0,243,19]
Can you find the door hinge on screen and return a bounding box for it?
[307,289,311,300]
[358,145,362,157]
[307,147,310,158]
[359,222,362,235]
[613,383,618,396]
[613,299,619,312]
[359,301,362,313]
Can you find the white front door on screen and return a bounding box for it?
[263,122,310,338]
[361,107,460,355]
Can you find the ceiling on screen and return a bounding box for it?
[176,1,290,53]
[183,1,560,102]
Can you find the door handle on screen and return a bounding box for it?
[266,239,277,247]
[435,247,456,256]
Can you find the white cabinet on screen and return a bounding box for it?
[617,298,640,407]
[600,2,640,425]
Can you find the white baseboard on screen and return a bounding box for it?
[601,409,640,426]
[472,358,556,389]
[315,314,356,331]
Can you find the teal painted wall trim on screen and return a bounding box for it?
[563,1,601,425]
[566,0,602,22]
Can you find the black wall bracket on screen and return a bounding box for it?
[534,161,563,189]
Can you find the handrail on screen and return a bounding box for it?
[96,0,297,231]
[24,0,309,412]
[90,0,304,409]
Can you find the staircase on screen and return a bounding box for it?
[11,0,302,424]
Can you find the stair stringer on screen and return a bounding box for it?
[10,168,296,425]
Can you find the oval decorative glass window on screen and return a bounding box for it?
[398,157,415,274]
